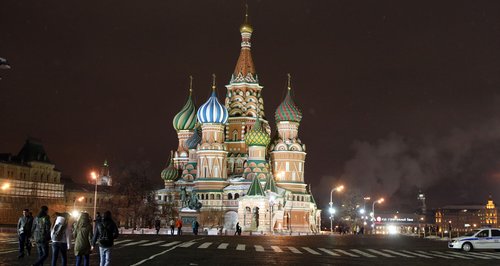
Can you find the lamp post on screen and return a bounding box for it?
[72,196,85,217]
[329,185,344,234]
[91,171,98,228]
[371,198,384,234]
[269,195,276,234]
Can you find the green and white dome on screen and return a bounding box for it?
[173,89,197,131]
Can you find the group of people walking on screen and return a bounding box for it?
[17,206,118,266]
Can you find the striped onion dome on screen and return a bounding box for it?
[197,89,228,124]
[161,154,178,182]
[275,87,302,123]
[245,116,270,147]
[185,125,202,149]
[172,90,197,131]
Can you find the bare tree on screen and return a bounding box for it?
[111,161,158,229]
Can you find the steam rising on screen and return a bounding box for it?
[341,118,500,208]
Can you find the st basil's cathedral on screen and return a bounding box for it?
[156,10,321,234]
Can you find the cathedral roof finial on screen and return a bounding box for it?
[189,75,193,95]
[287,73,292,91]
[240,3,253,33]
[212,74,216,91]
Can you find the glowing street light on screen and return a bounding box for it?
[73,196,84,216]
[329,185,344,234]
[1,182,10,191]
[371,198,384,233]
[91,171,98,229]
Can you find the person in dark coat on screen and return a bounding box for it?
[92,211,119,266]
[73,213,93,266]
[192,220,199,235]
[31,206,51,266]
[154,219,161,235]
[17,208,32,259]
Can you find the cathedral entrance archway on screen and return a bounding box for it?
[224,211,238,230]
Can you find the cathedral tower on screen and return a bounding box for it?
[243,114,271,180]
[195,75,229,186]
[225,8,270,176]
[172,76,197,168]
[270,75,307,193]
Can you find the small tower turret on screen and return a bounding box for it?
[172,76,197,168]
[270,74,307,193]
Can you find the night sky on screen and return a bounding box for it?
[2,0,500,212]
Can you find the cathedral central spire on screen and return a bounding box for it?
[233,5,256,83]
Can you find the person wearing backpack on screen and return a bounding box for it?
[73,212,93,266]
[50,212,71,266]
[92,210,119,266]
[31,205,51,266]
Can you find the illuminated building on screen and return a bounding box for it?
[435,196,498,233]
[156,9,321,233]
[0,138,65,224]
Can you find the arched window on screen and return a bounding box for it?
[210,194,215,200]
[234,193,240,199]
[228,193,233,200]
[201,194,205,200]
[216,194,221,200]
[232,130,238,141]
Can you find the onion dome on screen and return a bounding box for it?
[240,6,253,34]
[185,125,202,149]
[161,152,179,182]
[275,74,302,123]
[245,116,270,147]
[197,75,228,124]
[173,77,197,131]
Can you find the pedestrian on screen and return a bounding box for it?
[17,208,32,259]
[50,212,71,266]
[92,210,119,266]
[236,222,242,236]
[192,220,199,235]
[26,211,34,255]
[31,205,51,266]
[175,218,183,235]
[94,212,102,223]
[74,213,93,266]
[154,219,161,235]
[169,218,175,235]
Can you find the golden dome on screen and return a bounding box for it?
[240,4,253,33]
[240,23,253,33]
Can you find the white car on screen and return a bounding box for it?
[448,228,500,252]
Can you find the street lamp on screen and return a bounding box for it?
[72,196,85,217]
[1,182,10,191]
[371,198,384,233]
[269,195,276,234]
[91,171,98,228]
[329,185,344,234]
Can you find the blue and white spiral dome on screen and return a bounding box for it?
[197,90,228,124]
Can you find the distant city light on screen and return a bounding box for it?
[387,225,398,235]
